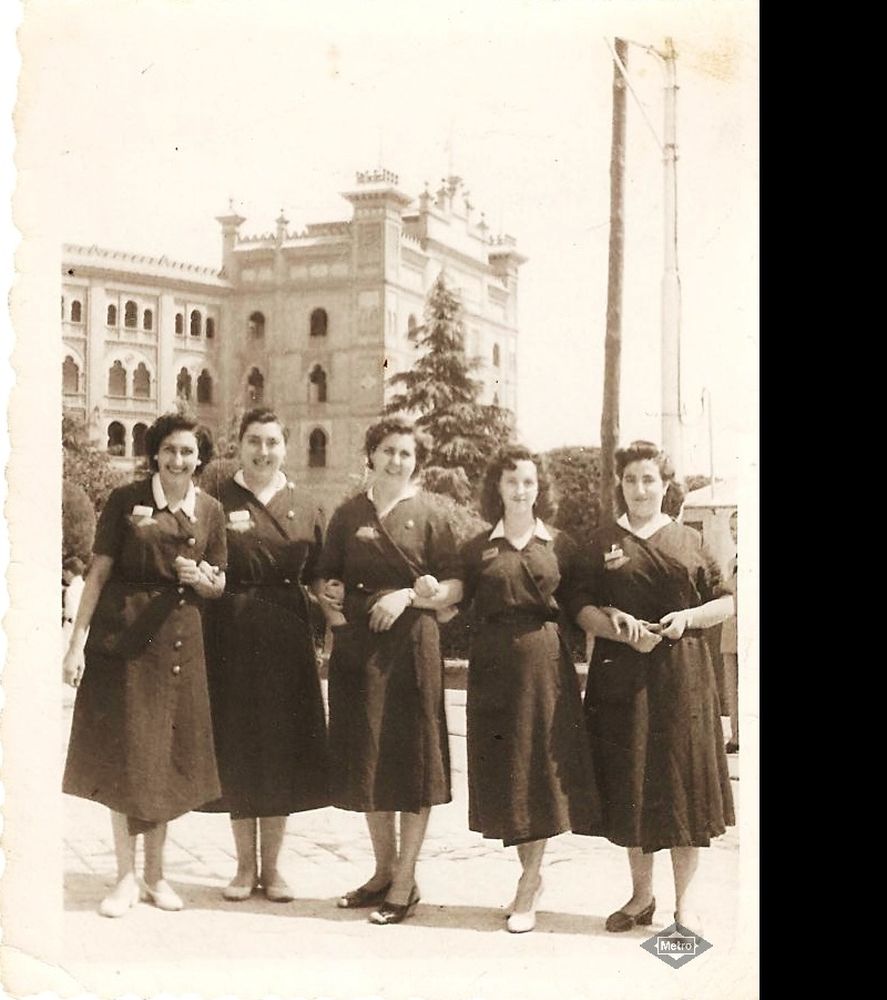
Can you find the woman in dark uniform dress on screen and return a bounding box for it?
[314,418,463,925]
[62,414,226,918]
[461,446,600,934]
[201,408,329,902]
[576,441,735,936]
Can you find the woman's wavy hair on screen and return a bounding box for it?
[238,407,289,442]
[479,445,556,524]
[614,440,683,516]
[145,412,215,473]
[364,417,431,471]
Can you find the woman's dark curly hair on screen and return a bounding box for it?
[238,407,289,442]
[614,440,683,516]
[479,445,556,524]
[364,417,431,471]
[145,413,215,473]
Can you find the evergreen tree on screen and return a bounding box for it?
[62,413,129,513]
[385,272,514,489]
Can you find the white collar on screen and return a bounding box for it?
[234,468,287,506]
[489,518,553,548]
[616,511,672,539]
[152,473,197,518]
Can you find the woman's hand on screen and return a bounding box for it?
[63,644,85,688]
[656,610,693,640]
[368,589,413,632]
[607,609,645,643]
[630,629,663,653]
[413,574,440,599]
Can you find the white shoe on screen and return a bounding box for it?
[506,878,543,934]
[98,877,140,918]
[141,879,184,911]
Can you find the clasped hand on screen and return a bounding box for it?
[175,556,221,597]
[607,610,662,653]
[368,588,413,632]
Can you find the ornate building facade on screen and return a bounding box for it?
[62,170,525,511]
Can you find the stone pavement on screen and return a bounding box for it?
[53,684,749,1000]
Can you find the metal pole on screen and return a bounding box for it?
[600,37,628,522]
[660,37,683,477]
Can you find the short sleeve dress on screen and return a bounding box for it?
[63,479,227,825]
[581,519,735,853]
[201,475,330,818]
[316,490,462,813]
[461,524,601,845]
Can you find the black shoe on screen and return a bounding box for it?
[369,885,420,925]
[725,741,739,754]
[605,897,655,932]
[337,881,392,909]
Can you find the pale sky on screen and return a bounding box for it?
[14,0,758,479]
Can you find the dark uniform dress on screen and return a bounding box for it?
[63,479,226,827]
[461,524,601,846]
[201,475,330,818]
[316,490,462,813]
[581,519,736,853]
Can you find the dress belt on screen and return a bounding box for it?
[480,610,557,627]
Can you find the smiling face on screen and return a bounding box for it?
[498,459,539,519]
[620,459,667,524]
[369,433,417,490]
[240,420,286,486]
[155,429,200,491]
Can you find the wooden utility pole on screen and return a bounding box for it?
[600,37,628,522]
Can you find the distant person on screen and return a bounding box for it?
[315,418,463,926]
[62,413,226,918]
[460,446,601,934]
[577,441,735,936]
[200,408,330,902]
[719,510,739,753]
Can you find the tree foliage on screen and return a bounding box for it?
[545,445,603,549]
[62,478,96,563]
[385,272,514,489]
[62,414,129,513]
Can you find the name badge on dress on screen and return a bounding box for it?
[356,525,380,541]
[228,509,253,532]
[129,504,156,527]
[604,544,630,571]
[482,546,499,562]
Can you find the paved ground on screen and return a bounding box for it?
[48,682,749,1000]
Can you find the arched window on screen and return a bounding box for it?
[246,367,264,404]
[61,296,65,319]
[70,300,82,323]
[63,356,80,393]
[107,421,126,456]
[133,362,151,399]
[176,367,192,401]
[124,300,138,328]
[310,308,328,337]
[248,311,265,338]
[407,314,419,341]
[190,309,202,337]
[197,369,213,403]
[493,391,500,406]
[492,343,501,367]
[143,308,153,331]
[205,317,215,339]
[308,428,327,468]
[309,364,328,403]
[132,423,148,457]
[175,312,184,335]
[108,360,126,396]
[107,304,117,326]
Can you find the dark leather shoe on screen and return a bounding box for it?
[337,881,392,909]
[369,885,420,925]
[605,897,655,932]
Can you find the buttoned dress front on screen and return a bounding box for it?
[63,478,227,824]
[316,491,462,813]
[581,519,735,853]
[461,523,601,845]
[201,475,330,818]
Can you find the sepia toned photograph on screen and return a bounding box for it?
[2,1,759,998]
